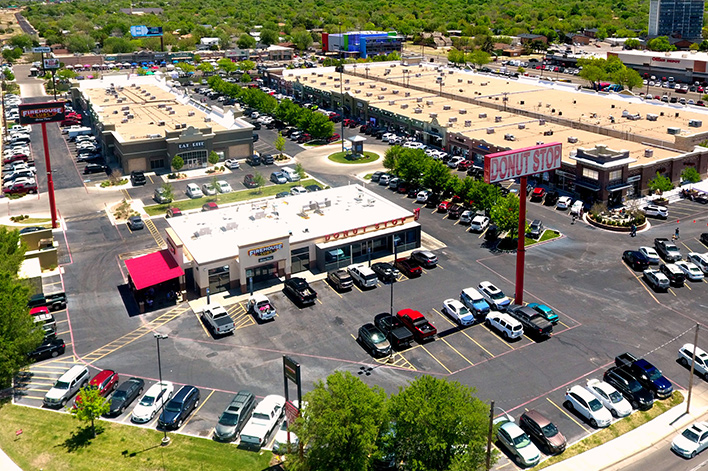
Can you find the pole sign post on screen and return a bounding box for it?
[483,142,562,305]
[18,102,66,230]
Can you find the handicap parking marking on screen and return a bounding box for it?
[546,397,589,434]
[375,352,417,371]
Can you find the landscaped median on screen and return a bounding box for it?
[144,178,322,217]
[0,401,272,471]
[533,391,684,470]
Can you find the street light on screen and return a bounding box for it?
[389,235,400,315]
[154,333,170,446]
[339,22,345,154]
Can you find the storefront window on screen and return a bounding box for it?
[208,265,230,294]
[291,247,310,274]
[322,246,351,271]
[609,169,622,181]
[150,159,165,170]
[582,168,599,180]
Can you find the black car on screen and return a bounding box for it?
[448,204,463,219]
[373,313,414,350]
[252,122,261,130]
[246,154,261,166]
[544,191,559,206]
[305,184,321,192]
[127,215,144,230]
[485,224,499,241]
[701,232,708,246]
[370,171,384,182]
[107,377,145,416]
[261,154,274,165]
[28,337,65,361]
[407,187,420,198]
[371,262,399,283]
[604,366,654,410]
[83,163,109,174]
[622,250,650,271]
[357,323,392,357]
[411,250,438,268]
[158,385,200,429]
[130,171,146,186]
[275,191,289,198]
[659,263,685,286]
[19,226,46,234]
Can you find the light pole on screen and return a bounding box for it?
[389,236,400,315]
[339,22,345,154]
[154,333,170,446]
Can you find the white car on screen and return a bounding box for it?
[447,156,464,168]
[202,183,217,196]
[215,180,232,193]
[442,299,475,326]
[272,419,298,454]
[675,261,704,281]
[416,190,431,203]
[687,252,708,274]
[225,159,240,170]
[672,422,708,458]
[570,200,584,216]
[290,186,307,195]
[639,246,660,265]
[678,343,708,379]
[459,210,474,225]
[565,385,612,428]
[240,394,285,448]
[186,183,204,199]
[495,415,541,467]
[469,215,490,232]
[556,196,572,209]
[585,379,632,418]
[478,281,511,311]
[643,204,668,219]
[131,381,174,423]
[485,312,523,340]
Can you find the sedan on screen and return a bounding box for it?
[28,337,65,361]
[459,210,475,225]
[215,180,232,193]
[496,417,541,467]
[357,323,392,357]
[202,183,217,196]
[672,422,708,458]
[675,261,704,281]
[225,159,240,169]
[371,262,399,283]
[127,216,144,231]
[639,246,661,265]
[565,385,612,428]
[623,250,649,271]
[395,258,422,278]
[107,378,145,416]
[585,378,632,418]
[131,381,174,423]
[469,215,490,232]
[202,202,219,211]
[442,299,475,326]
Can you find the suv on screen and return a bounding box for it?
[644,204,668,219]
[244,174,258,188]
[603,366,654,410]
[214,390,257,441]
[246,153,261,166]
[478,281,511,311]
[158,385,200,429]
[130,171,146,186]
[348,263,378,289]
[485,312,523,340]
[519,410,566,454]
[528,220,544,239]
[44,365,90,408]
[411,250,438,268]
[460,287,491,318]
[328,269,353,291]
[660,263,685,285]
[678,343,708,379]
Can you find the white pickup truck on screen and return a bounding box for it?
[247,294,277,321]
[240,394,285,448]
[201,304,235,336]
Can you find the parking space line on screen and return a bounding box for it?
[148,174,154,184]
[121,189,132,201]
[685,283,693,291]
[20,396,46,400]
[180,389,215,431]
[546,397,589,433]
[420,344,452,374]
[234,315,255,330]
[325,281,343,298]
[669,288,677,296]
[440,338,474,365]
[56,330,70,336]
[144,218,166,248]
[317,298,323,305]
[622,264,660,304]
[477,324,513,350]
[558,321,570,329]
[194,310,210,336]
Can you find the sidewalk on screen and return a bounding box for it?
[0,447,22,471]
[546,387,708,471]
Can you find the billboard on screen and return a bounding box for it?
[43,58,60,69]
[130,25,163,37]
[18,102,65,125]
[484,142,562,184]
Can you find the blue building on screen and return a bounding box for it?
[322,31,402,59]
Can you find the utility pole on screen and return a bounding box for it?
[686,324,700,414]
[486,400,494,471]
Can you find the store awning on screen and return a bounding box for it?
[574,180,601,191]
[607,183,632,192]
[125,249,184,291]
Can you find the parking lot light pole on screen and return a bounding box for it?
[687,324,700,414]
[390,236,400,315]
[486,400,495,471]
[154,333,170,446]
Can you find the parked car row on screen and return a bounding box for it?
[2,119,39,195]
[624,239,708,290]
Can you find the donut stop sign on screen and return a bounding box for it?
[484,142,562,184]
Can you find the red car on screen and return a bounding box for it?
[3,181,37,194]
[530,187,546,201]
[74,369,119,408]
[457,160,472,171]
[343,119,357,128]
[395,258,422,278]
[437,200,451,213]
[327,133,341,143]
[3,154,29,165]
[30,306,50,316]
[297,133,312,143]
[202,202,218,211]
[396,309,437,342]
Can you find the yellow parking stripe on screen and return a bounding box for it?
[180,389,215,431]
[420,344,452,374]
[440,338,474,365]
[546,397,589,433]
[478,324,513,350]
[144,218,166,248]
[194,310,210,336]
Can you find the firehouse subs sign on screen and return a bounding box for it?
[248,243,283,257]
[324,217,409,242]
[18,102,66,125]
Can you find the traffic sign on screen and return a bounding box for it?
[32,46,51,53]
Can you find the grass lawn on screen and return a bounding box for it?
[0,402,273,471]
[327,151,379,164]
[525,230,561,246]
[144,178,321,216]
[533,392,684,470]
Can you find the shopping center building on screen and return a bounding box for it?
[267,62,708,206]
[132,184,421,295]
[70,74,254,173]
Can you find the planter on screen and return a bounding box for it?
[587,215,648,232]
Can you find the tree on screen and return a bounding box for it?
[307,113,334,139]
[171,155,184,172]
[289,371,387,471]
[239,60,256,72]
[396,148,429,186]
[681,167,701,183]
[252,172,267,193]
[490,193,520,238]
[578,65,606,88]
[648,172,674,192]
[292,29,313,51]
[260,28,279,46]
[275,132,286,157]
[240,73,252,83]
[383,146,403,171]
[624,38,641,50]
[198,62,215,74]
[176,62,195,73]
[70,385,110,437]
[294,163,306,180]
[423,160,453,195]
[447,48,465,64]
[648,36,676,52]
[217,58,237,75]
[610,67,643,91]
[468,180,500,213]
[388,375,492,471]
[237,33,256,49]
[9,34,33,50]
[208,150,220,166]
[160,182,174,202]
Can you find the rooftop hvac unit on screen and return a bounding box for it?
[130,83,137,87]
[158,121,165,126]
[148,133,161,138]
[667,127,681,135]
[443,105,451,110]
[647,113,658,121]
[539,119,546,125]
[359,81,364,85]
[123,110,130,116]
[518,124,526,129]
[459,109,467,114]
[121,119,128,123]
[166,106,172,111]
[311,71,316,75]
[127,114,134,119]
[537,141,544,145]
[416,97,423,102]
[401,104,408,109]
[377,95,384,99]
[414,108,422,114]
[112,110,118,114]
[689,119,702,128]
[158,104,166,108]
[448,116,457,122]
[169,110,176,115]
[320,82,327,85]
[181,123,187,128]
[465,120,471,127]
[366,92,372,97]
[327,75,333,79]
[345,79,350,84]
[543,130,554,136]
[504,134,515,141]
[448,70,453,74]
[426,100,434,106]
[380,87,387,91]
[405,92,410,97]
[317,73,323,77]
[567,136,578,143]
[369,84,376,88]
[487,128,495,134]
[479,112,487,118]
[645,148,654,157]
[392,89,399,94]
[495,116,502,122]
[429,112,438,118]
[345,86,351,91]
[389,101,396,105]
[355,89,361,93]
[117,99,123,103]
[188,111,195,116]
[468,79,473,84]
[204,117,211,122]
[458,78,463,83]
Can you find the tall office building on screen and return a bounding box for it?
[648,0,704,39]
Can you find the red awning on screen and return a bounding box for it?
[125,249,184,291]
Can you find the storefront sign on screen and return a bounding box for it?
[18,102,65,125]
[178,141,205,150]
[43,58,60,70]
[258,256,274,263]
[485,142,562,184]
[248,243,283,257]
[324,216,408,242]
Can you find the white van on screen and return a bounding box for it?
[348,263,378,289]
[281,167,300,182]
[43,364,90,408]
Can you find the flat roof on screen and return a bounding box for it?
[284,64,708,167]
[166,184,416,265]
[78,75,251,143]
